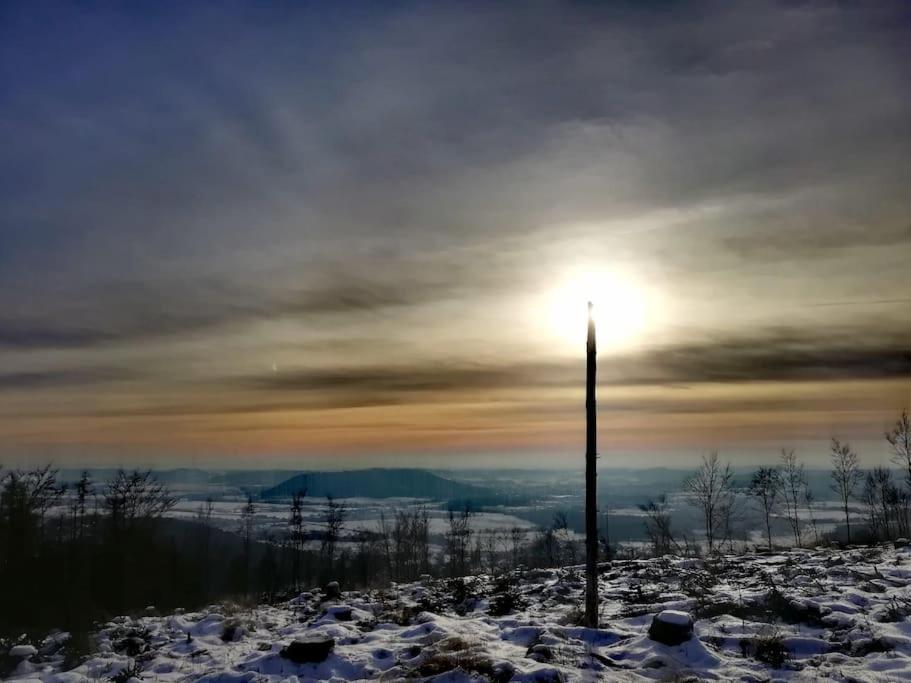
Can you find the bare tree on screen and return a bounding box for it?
[861,466,910,541]
[70,470,94,540]
[289,489,306,589]
[862,467,892,541]
[378,507,430,581]
[103,470,176,529]
[887,410,911,487]
[830,439,863,543]
[749,466,782,551]
[445,503,473,577]
[1,465,65,557]
[551,511,577,566]
[195,497,215,600]
[320,496,347,575]
[239,494,256,595]
[640,496,677,556]
[508,525,525,569]
[683,452,735,554]
[804,487,820,546]
[779,450,807,547]
[483,531,501,576]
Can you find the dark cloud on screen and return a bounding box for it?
[0,367,135,391]
[613,333,911,386]
[237,327,911,404]
[0,266,474,350]
[242,361,575,396]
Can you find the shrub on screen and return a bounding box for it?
[109,661,143,683]
[746,629,789,668]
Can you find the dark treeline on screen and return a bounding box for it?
[0,468,303,641]
[0,467,576,643]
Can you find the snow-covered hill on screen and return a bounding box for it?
[8,544,911,681]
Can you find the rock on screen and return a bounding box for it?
[894,538,909,548]
[323,605,352,621]
[9,644,37,658]
[280,637,335,664]
[648,610,694,646]
[115,637,146,656]
[323,581,341,599]
[526,644,555,662]
[492,661,516,679]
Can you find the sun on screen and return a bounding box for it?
[545,267,652,353]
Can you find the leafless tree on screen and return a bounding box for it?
[445,503,473,577]
[640,496,677,556]
[779,450,807,547]
[887,410,911,487]
[830,439,863,543]
[320,495,347,572]
[289,489,306,589]
[551,511,577,565]
[861,466,910,541]
[483,531,501,576]
[196,496,215,599]
[72,470,94,541]
[1,465,65,553]
[804,487,820,546]
[103,470,176,529]
[749,466,782,551]
[196,496,214,525]
[508,526,525,568]
[239,494,256,594]
[683,452,735,554]
[380,507,430,581]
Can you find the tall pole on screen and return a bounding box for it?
[585,301,599,627]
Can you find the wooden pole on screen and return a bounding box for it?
[585,301,599,627]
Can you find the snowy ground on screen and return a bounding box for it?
[9,544,911,681]
[166,498,540,539]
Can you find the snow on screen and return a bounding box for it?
[653,609,691,626]
[9,544,911,681]
[8,645,37,658]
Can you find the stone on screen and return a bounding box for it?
[280,637,335,664]
[648,610,694,646]
[526,644,555,662]
[323,581,341,599]
[325,605,352,621]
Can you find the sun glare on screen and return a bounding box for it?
[546,267,652,353]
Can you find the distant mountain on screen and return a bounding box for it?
[261,468,490,500]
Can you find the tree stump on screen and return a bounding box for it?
[280,637,335,663]
[648,610,694,646]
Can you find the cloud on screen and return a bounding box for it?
[1,1,909,457]
[611,331,911,386]
[0,265,477,350]
[0,367,135,391]
[235,327,911,406]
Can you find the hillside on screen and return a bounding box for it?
[261,468,490,500]
[10,544,911,681]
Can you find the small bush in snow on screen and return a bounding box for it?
[489,575,526,616]
[220,619,243,642]
[879,596,911,623]
[108,660,143,683]
[743,628,789,669]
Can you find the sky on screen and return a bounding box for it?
[1,1,910,469]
